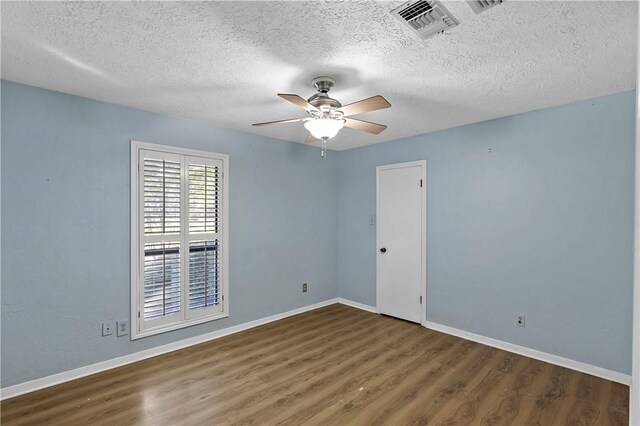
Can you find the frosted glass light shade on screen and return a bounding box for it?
[304,118,345,139]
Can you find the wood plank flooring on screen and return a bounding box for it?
[1,304,629,425]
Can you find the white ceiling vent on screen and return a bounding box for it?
[390,0,459,40]
[467,0,504,15]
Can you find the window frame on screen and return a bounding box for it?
[130,140,229,340]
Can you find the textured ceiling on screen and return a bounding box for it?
[1,1,637,150]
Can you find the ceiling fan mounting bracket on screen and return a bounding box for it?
[311,76,336,93]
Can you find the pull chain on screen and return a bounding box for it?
[321,138,327,159]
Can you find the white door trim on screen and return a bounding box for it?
[630,15,640,424]
[376,160,427,325]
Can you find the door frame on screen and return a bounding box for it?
[376,159,427,325]
[630,20,640,424]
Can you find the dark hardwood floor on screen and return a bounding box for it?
[1,304,629,425]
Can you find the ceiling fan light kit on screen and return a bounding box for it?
[252,76,391,158]
[304,118,345,140]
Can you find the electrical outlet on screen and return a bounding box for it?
[102,321,113,336]
[116,320,129,337]
[302,283,308,293]
[517,315,526,327]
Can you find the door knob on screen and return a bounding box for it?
[380,247,387,253]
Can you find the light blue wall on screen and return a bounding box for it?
[337,91,636,375]
[0,81,338,388]
[1,81,635,388]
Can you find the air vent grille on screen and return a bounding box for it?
[467,0,503,15]
[398,1,434,22]
[391,0,459,40]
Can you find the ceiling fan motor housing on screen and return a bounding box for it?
[309,76,342,115]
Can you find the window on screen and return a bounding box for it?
[131,141,229,339]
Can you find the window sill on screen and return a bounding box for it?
[131,312,229,340]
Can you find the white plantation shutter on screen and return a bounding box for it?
[186,157,223,319]
[133,144,228,338]
[140,152,183,328]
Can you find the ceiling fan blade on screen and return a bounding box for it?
[344,118,387,135]
[277,94,318,112]
[305,133,320,144]
[252,118,306,127]
[339,95,391,117]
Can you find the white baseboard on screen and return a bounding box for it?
[337,298,377,313]
[424,321,631,386]
[3,298,630,400]
[1,298,339,400]
[336,302,629,386]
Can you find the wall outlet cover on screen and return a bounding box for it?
[102,321,113,336]
[302,283,308,293]
[517,315,526,327]
[117,320,129,337]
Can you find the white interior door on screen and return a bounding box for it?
[376,161,426,324]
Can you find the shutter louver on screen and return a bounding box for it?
[189,164,219,234]
[144,158,181,235]
[143,242,181,319]
[189,240,220,310]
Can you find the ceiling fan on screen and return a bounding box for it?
[252,76,391,157]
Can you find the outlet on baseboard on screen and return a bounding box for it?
[302,283,308,293]
[517,315,526,327]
